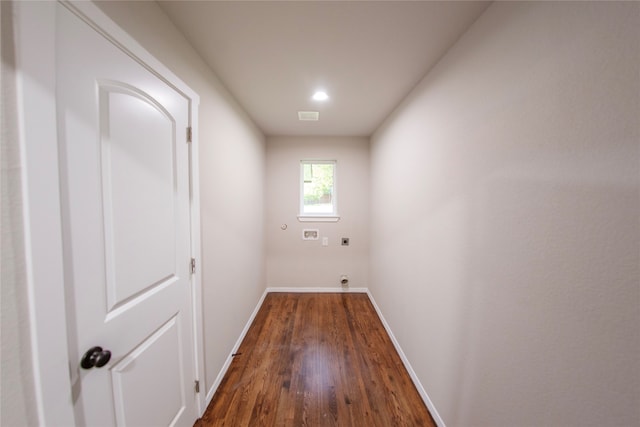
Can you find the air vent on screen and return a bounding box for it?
[298,111,319,121]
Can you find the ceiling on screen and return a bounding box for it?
[158,1,491,137]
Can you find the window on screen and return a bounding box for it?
[299,160,338,221]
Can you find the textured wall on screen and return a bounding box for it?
[370,2,640,426]
[266,136,369,288]
[1,2,38,425]
[94,1,266,398]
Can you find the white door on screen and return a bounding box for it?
[55,4,197,426]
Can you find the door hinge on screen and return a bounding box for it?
[194,380,200,393]
[190,258,196,274]
[186,126,192,143]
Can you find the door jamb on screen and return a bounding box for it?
[15,2,205,424]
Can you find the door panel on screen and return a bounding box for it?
[99,84,177,311]
[111,315,186,426]
[56,4,196,426]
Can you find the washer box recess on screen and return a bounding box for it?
[302,229,319,240]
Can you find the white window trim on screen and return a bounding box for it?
[297,215,340,222]
[298,160,340,222]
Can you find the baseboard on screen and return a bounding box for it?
[366,290,446,427]
[266,286,368,293]
[204,288,269,405]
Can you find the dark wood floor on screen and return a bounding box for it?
[196,292,435,427]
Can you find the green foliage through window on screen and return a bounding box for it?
[301,161,335,215]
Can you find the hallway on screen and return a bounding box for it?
[3,1,639,426]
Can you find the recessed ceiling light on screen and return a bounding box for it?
[312,91,329,101]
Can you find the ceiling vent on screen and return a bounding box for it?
[298,111,319,121]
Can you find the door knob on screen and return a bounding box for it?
[81,346,111,369]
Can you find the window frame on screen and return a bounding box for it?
[298,160,340,222]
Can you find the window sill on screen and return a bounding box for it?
[297,216,340,223]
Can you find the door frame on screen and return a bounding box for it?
[14,1,205,424]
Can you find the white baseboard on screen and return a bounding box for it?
[265,286,368,293]
[365,290,446,427]
[203,286,444,427]
[204,288,269,405]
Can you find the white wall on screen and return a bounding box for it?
[93,1,266,398]
[370,2,639,426]
[266,137,369,288]
[1,2,38,425]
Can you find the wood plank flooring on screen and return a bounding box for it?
[196,293,435,427]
